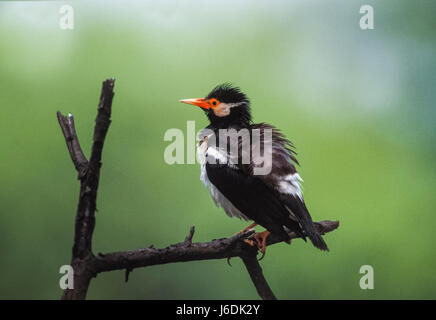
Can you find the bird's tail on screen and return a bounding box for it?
[281,195,329,251]
[306,227,329,251]
[292,214,328,251]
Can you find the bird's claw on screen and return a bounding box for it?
[241,231,270,260]
[258,250,266,261]
[227,237,257,267]
[227,230,270,264]
[253,231,270,260]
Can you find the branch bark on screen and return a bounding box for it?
[91,220,338,274]
[241,253,276,300]
[58,78,339,300]
[59,78,115,300]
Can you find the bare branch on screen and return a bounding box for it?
[56,111,88,178]
[184,226,196,246]
[90,220,338,274]
[74,220,337,300]
[60,78,116,300]
[241,253,277,300]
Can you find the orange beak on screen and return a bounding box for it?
[179,98,210,110]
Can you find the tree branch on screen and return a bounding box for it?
[57,111,88,178]
[241,253,276,300]
[58,78,339,300]
[59,78,115,300]
[91,220,338,274]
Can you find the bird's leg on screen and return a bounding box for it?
[253,230,271,260]
[237,222,257,235]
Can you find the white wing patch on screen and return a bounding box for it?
[277,173,304,200]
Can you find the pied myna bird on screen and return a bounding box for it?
[180,84,328,259]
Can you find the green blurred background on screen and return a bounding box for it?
[0,0,435,299]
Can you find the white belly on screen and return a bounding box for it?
[197,132,250,221]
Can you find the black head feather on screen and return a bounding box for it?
[206,83,249,105]
[205,83,251,128]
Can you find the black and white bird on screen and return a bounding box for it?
[180,84,328,258]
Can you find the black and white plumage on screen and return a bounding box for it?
[180,84,328,252]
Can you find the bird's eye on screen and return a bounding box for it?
[209,99,219,108]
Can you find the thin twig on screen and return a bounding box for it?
[184,226,195,246]
[56,112,88,178]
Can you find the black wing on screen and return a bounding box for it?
[206,163,304,242]
[205,123,328,251]
[247,123,329,251]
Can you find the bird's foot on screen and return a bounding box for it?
[241,231,271,260]
[243,238,255,246]
[227,225,258,266]
[253,231,271,261]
